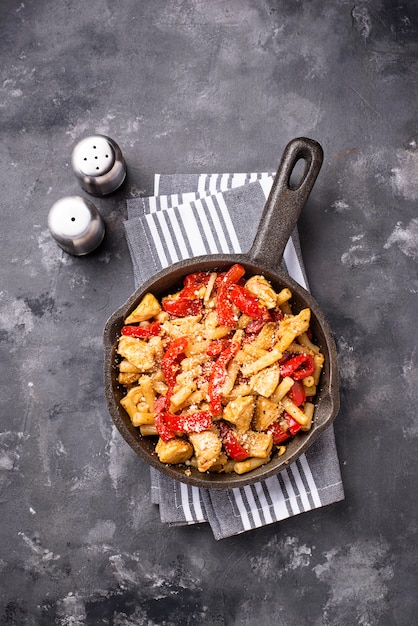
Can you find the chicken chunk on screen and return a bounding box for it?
[124,293,161,324]
[223,395,255,432]
[241,431,273,458]
[253,396,282,431]
[155,438,194,464]
[250,364,280,397]
[188,429,222,472]
[117,335,156,370]
[245,275,278,309]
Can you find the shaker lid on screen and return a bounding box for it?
[48,196,105,255]
[71,135,116,177]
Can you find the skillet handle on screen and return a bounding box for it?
[248,137,323,269]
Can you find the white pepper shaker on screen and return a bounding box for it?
[71,135,127,196]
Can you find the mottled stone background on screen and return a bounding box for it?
[1,1,417,624]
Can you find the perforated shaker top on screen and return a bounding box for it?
[72,136,115,177]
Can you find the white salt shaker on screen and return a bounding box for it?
[48,196,105,256]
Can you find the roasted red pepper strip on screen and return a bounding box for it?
[286,413,302,435]
[178,287,203,299]
[154,413,176,442]
[164,411,212,433]
[244,319,267,335]
[154,395,167,413]
[266,421,291,444]
[183,272,211,288]
[208,341,240,415]
[288,380,306,406]
[121,321,161,338]
[270,307,284,322]
[229,284,271,321]
[216,263,245,326]
[162,337,188,388]
[280,354,315,380]
[162,298,203,317]
[217,421,249,461]
[278,351,291,366]
[206,337,231,357]
[179,272,211,298]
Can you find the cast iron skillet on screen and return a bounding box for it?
[104,137,339,488]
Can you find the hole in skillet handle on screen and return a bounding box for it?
[288,158,306,190]
[104,137,339,489]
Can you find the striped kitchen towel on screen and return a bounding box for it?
[124,173,344,540]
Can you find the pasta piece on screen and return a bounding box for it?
[131,412,155,427]
[303,384,317,397]
[236,314,254,329]
[301,402,315,431]
[186,337,209,355]
[286,341,315,356]
[140,425,158,436]
[279,300,293,316]
[281,396,310,428]
[270,376,294,403]
[203,272,217,302]
[313,353,325,385]
[162,316,202,342]
[276,308,311,349]
[204,326,233,340]
[120,386,145,422]
[221,360,240,396]
[205,452,229,473]
[148,336,164,362]
[234,456,271,475]
[226,382,253,399]
[137,376,155,413]
[276,288,292,306]
[241,346,283,377]
[219,458,237,473]
[203,310,232,339]
[180,353,207,372]
[152,379,168,396]
[169,381,197,411]
[155,311,169,323]
[172,389,207,411]
[303,375,315,388]
[298,331,321,354]
[236,345,267,364]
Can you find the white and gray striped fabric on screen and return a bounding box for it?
[124,173,344,540]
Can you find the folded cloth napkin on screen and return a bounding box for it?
[124,173,344,540]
